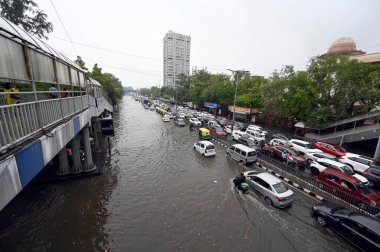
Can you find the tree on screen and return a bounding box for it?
[161,86,174,99]
[0,0,53,39]
[74,56,88,72]
[150,86,160,98]
[175,74,191,103]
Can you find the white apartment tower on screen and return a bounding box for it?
[163,30,191,87]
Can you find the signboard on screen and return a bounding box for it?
[204,102,219,109]
[228,105,251,114]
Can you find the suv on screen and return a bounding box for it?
[246,129,265,143]
[246,125,268,136]
[243,171,293,208]
[339,153,374,174]
[310,158,369,185]
[311,202,380,251]
[314,141,347,157]
[289,139,322,155]
[232,131,252,141]
[316,168,380,207]
[226,144,257,165]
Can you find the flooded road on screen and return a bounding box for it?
[0,96,357,251]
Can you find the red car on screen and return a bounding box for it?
[317,168,380,207]
[314,141,347,157]
[263,145,306,166]
[208,125,227,138]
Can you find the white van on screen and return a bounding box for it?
[226,144,257,165]
[246,129,266,143]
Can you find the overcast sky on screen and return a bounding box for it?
[37,0,380,88]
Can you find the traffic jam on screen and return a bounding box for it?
[137,96,380,251]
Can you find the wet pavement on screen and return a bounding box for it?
[0,96,357,252]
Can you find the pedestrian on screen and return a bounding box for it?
[4,82,21,105]
[49,84,58,99]
[60,88,69,98]
[281,150,287,164]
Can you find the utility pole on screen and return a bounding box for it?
[227,69,249,132]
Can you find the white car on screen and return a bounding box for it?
[193,141,216,157]
[178,113,186,119]
[289,139,322,155]
[269,138,292,147]
[310,158,369,185]
[162,115,171,122]
[232,131,253,141]
[304,152,337,166]
[339,153,374,174]
[189,117,202,127]
[224,125,240,134]
[246,129,265,143]
[243,171,293,208]
[247,125,268,136]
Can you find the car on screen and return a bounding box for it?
[246,125,268,136]
[167,112,174,119]
[269,138,292,147]
[310,202,380,251]
[226,144,257,165]
[223,125,240,134]
[263,145,307,166]
[193,141,216,157]
[162,115,170,122]
[289,139,322,155]
[174,118,186,126]
[339,153,374,174]
[189,117,202,127]
[232,131,252,141]
[236,137,260,152]
[209,125,227,138]
[314,141,348,157]
[363,166,380,189]
[304,152,337,166]
[207,120,220,128]
[245,129,266,143]
[178,112,186,119]
[243,171,293,208]
[272,133,289,141]
[310,158,369,185]
[316,168,380,207]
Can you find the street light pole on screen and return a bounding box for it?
[227,69,248,132]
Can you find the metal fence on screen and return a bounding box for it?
[0,95,90,152]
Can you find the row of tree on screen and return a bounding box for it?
[140,54,380,128]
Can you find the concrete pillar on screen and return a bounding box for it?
[374,137,380,166]
[92,119,99,150]
[70,135,82,174]
[57,147,70,176]
[83,126,96,172]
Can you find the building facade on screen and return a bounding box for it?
[163,31,191,87]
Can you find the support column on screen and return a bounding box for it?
[70,135,82,173]
[374,136,380,166]
[83,126,96,172]
[57,147,70,176]
[92,119,99,150]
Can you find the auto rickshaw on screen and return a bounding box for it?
[198,128,211,140]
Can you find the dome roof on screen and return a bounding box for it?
[328,37,357,54]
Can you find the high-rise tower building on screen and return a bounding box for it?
[163,31,191,87]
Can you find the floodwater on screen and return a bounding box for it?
[0,96,357,252]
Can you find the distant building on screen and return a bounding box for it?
[163,31,191,87]
[325,37,380,64]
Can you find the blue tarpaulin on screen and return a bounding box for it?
[204,102,219,109]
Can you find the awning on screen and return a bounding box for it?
[204,102,219,109]
[294,121,305,128]
[228,105,251,114]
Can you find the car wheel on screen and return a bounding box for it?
[264,197,272,206]
[317,215,327,226]
[239,160,244,165]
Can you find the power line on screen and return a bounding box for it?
[49,35,162,62]
[49,0,78,55]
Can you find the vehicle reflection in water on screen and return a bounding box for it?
[0,96,357,252]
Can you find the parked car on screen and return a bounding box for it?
[174,118,186,126]
[269,138,292,147]
[263,145,307,166]
[247,125,268,136]
[339,153,374,174]
[310,202,380,251]
[289,139,322,155]
[209,125,227,138]
[363,166,380,189]
[314,141,348,157]
[162,115,170,122]
[232,130,252,141]
[310,158,369,185]
[236,137,260,152]
[243,171,293,208]
[224,125,240,134]
[193,141,216,157]
[316,168,380,207]
[246,129,265,143]
[189,117,202,127]
[272,133,289,141]
[226,144,257,165]
[304,152,337,166]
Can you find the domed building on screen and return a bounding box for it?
[327,37,365,56]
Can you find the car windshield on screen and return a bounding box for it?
[303,143,313,149]
[272,182,288,193]
[215,127,224,132]
[341,165,354,175]
[288,149,301,156]
[241,133,250,138]
[356,183,371,195]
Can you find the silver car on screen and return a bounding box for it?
[243,171,294,208]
